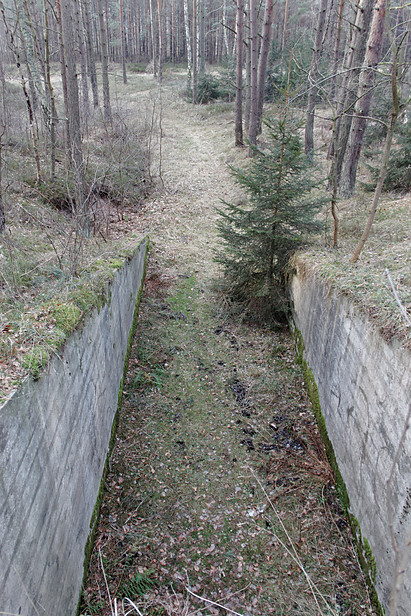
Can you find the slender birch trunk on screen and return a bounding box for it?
[198,0,205,76]
[183,0,192,84]
[149,0,157,76]
[74,0,89,115]
[223,0,230,57]
[43,0,57,179]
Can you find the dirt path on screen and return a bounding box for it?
[82,82,376,616]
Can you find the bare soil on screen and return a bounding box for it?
[81,81,377,616]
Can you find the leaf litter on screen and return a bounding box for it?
[81,83,377,616]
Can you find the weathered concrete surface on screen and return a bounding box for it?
[0,239,148,616]
[291,265,411,615]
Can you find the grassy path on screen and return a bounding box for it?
[82,82,375,616]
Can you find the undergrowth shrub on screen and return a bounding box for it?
[193,71,235,104]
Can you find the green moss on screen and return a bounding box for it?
[21,302,82,380]
[349,519,382,614]
[70,285,105,314]
[77,238,149,616]
[48,301,82,335]
[293,325,383,616]
[364,538,378,583]
[22,346,49,380]
[294,329,350,511]
[87,257,124,276]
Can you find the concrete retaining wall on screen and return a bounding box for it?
[0,238,148,616]
[291,265,411,615]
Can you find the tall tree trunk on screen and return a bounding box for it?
[235,0,244,146]
[22,0,48,106]
[56,0,70,152]
[149,0,157,75]
[256,0,274,135]
[339,0,386,197]
[329,0,345,104]
[120,0,127,84]
[43,0,57,179]
[248,0,258,151]
[223,0,230,57]
[244,0,251,132]
[304,0,328,159]
[198,0,205,75]
[0,139,4,233]
[157,0,163,82]
[183,0,192,85]
[82,0,99,108]
[74,0,90,116]
[351,33,403,262]
[17,15,38,113]
[0,60,5,233]
[329,0,373,166]
[192,0,198,103]
[97,0,112,124]
[60,0,88,233]
[0,0,41,181]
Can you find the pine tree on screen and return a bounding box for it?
[216,118,325,323]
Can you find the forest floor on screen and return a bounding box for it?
[81,76,378,616]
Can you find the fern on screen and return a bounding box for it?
[119,569,156,599]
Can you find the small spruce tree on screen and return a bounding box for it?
[216,118,325,324]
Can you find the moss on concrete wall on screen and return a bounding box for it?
[78,240,149,614]
[293,325,383,615]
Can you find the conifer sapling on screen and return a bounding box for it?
[216,118,325,324]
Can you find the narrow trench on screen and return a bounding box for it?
[81,89,376,615]
[82,261,376,616]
